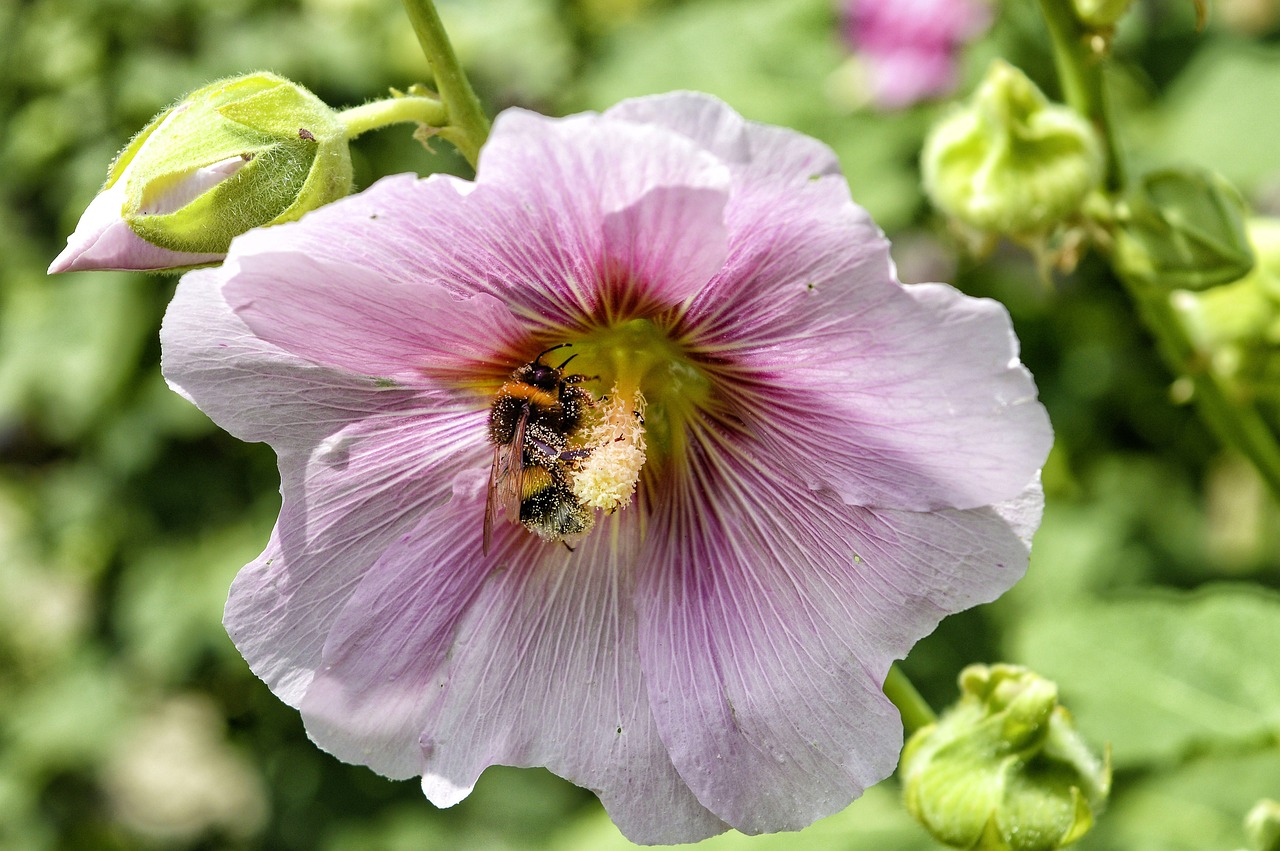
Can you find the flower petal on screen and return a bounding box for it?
[223,246,528,380]
[635,434,1042,833]
[225,128,730,360]
[223,395,486,706]
[298,495,728,844]
[606,92,843,185]
[163,271,495,706]
[477,108,732,308]
[866,49,959,110]
[138,154,249,215]
[663,140,1050,512]
[735,279,1051,511]
[161,269,419,449]
[48,181,225,274]
[294,469,497,778]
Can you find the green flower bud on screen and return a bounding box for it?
[1173,219,1280,429]
[1072,0,1135,27]
[1244,799,1280,851]
[1176,218,1280,350]
[921,61,1105,237]
[1110,167,1255,292]
[901,664,1111,851]
[51,72,352,273]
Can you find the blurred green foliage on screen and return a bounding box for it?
[4,0,1280,849]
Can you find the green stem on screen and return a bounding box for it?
[1126,283,1280,498]
[399,0,491,168]
[885,665,938,736]
[337,96,448,140]
[1039,0,1280,502]
[1036,0,1124,190]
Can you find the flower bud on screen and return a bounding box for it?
[1173,218,1280,352]
[1072,0,1135,27]
[1172,218,1280,428]
[921,61,1104,237]
[1110,167,1254,292]
[1245,799,1280,851]
[901,664,1111,851]
[50,72,353,274]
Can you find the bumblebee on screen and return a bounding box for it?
[483,345,595,553]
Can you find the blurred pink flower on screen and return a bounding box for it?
[161,92,1049,843]
[842,0,994,109]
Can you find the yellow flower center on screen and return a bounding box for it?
[570,385,647,512]
[563,318,711,498]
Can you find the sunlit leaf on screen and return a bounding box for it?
[1013,585,1280,768]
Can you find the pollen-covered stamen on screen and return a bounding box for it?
[571,385,648,512]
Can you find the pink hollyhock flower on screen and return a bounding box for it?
[161,92,1050,843]
[841,0,994,109]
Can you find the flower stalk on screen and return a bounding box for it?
[399,0,491,167]
[1037,0,1280,502]
[1035,0,1123,190]
[1134,287,1280,497]
[884,664,938,736]
[337,94,448,140]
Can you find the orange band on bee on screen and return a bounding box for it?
[500,382,560,408]
[520,464,555,498]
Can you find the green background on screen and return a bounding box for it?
[4,0,1280,848]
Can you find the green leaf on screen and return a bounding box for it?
[1012,585,1280,769]
[1111,168,1254,292]
[1088,749,1280,851]
[1145,43,1280,192]
[0,270,152,444]
[114,521,269,682]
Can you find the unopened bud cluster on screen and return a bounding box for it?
[901,664,1110,851]
[51,72,352,274]
[921,61,1104,238]
[1072,0,1134,27]
[1111,167,1255,292]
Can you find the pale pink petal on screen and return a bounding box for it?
[719,279,1051,511]
[294,469,497,777]
[224,395,488,704]
[301,497,728,843]
[477,108,732,307]
[48,181,225,274]
[223,248,528,381]
[161,269,422,449]
[223,400,488,706]
[680,168,880,342]
[635,434,1042,832]
[162,272,492,705]
[641,137,1049,512]
[606,92,842,185]
[867,50,958,109]
[842,0,992,109]
[223,139,729,357]
[599,184,728,313]
[218,174,581,332]
[138,154,248,215]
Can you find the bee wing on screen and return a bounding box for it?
[483,411,527,555]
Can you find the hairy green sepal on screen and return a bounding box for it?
[109,72,353,254]
[901,664,1111,851]
[1112,167,1255,292]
